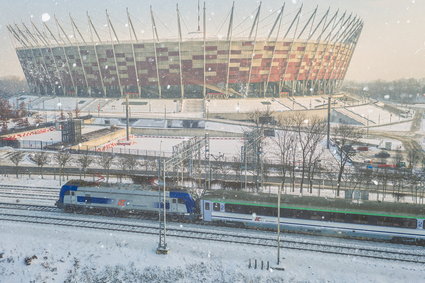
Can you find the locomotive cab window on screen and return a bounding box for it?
[213,202,221,211]
[204,202,210,211]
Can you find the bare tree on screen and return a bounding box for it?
[124,155,139,173]
[272,116,296,195]
[116,155,139,182]
[9,151,25,178]
[77,153,93,179]
[33,152,49,179]
[248,107,274,129]
[305,117,326,194]
[394,149,403,167]
[407,149,419,170]
[99,152,115,182]
[55,151,72,183]
[117,157,128,182]
[291,113,326,194]
[332,124,364,196]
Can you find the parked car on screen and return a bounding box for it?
[375,151,390,158]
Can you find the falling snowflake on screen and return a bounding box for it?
[41,13,50,22]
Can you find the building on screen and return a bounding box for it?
[8,4,363,99]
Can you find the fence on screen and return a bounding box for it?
[0,139,56,150]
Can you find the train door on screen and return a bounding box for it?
[202,200,212,221]
[70,191,76,204]
[171,198,178,213]
[417,219,424,229]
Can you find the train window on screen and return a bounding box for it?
[71,192,75,196]
[172,199,177,203]
[205,202,210,210]
[213,202,221,211]
[178,199,185,204]
[64,190,70,195]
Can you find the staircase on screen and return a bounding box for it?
[183,99,204,113]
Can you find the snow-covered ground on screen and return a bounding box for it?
[1,216,424,282]
[371,121,413,132]
[347,104,409,125]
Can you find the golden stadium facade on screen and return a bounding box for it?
[8,3,363,99]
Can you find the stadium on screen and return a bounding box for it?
[8,3,363,100]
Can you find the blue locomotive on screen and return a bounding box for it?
[56,180,196,216]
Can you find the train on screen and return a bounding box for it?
[56,180,196,217]
[201,190,425,245]
[56,181,425,245]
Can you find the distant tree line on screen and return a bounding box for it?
[343,78,425,104]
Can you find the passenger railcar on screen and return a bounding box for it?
[56,180,196,216]
[201,190,425,245]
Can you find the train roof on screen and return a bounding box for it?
[203,190,425,218]
[63,180,189,193]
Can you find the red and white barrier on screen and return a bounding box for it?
[2,127,55,140]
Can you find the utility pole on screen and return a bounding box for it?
[125,93,130,141]
[327,96,331,149]
[157,160,169,254]
[277,184,281,265]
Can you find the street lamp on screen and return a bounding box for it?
[277,183,282,265]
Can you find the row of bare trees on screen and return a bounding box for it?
[7,151,148,182]
[268,112,364,196]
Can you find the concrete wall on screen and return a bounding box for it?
[130,127,242,137]
[71,128,127,150]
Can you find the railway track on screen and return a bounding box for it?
[1,210,424,265]
[0,184,57,190]
[0,185,59,201]
[0,202,60,212]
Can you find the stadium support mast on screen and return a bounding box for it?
[203,2,206,109]
[317,12,351,93]
[267,3,285,41]
[336,21,363,90]
[7,25,28,48]
[87,12,107,97]
[14,24,33,47]
[70,14,90,96]
[298,7,333,95]
[23,23,40,45]
[311,11,347,93]
[245,2,261,97]
[150,6,162,99]
[20,23,43,94]
[106,10,124,98]
[278,4,302,97]
[293,6,320,95]
[55,16,77,96]
[8,25,37,93]
[127,8,142,97]
[326,16,359,93]
[12,24,41,94]
[176,4,185,100]
[225,2,235,98]
[23,22,56,96]
[264,2,285,97]
[38,21,66,96]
